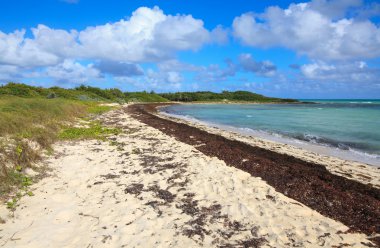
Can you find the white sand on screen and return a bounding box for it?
[0,108,375,247]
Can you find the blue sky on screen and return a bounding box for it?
[1,0,380,98]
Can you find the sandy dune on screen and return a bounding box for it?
[0,108,375,247]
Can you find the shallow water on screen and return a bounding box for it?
[163,100,380,166]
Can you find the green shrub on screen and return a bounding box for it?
[0,83,46,97]
[159,91,298,103]
[124,92,169,102]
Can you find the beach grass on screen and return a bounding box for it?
[58,122,120,140]
[0,96,116,199]
[0,96,87,138]
[87,105,115,115]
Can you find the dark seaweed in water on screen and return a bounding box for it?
[289,133,375,152]
[127,103,380,246]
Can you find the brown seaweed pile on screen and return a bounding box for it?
[127,103,380,246]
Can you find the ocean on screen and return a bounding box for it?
[162,100,380,166]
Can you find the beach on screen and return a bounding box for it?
[0,104,379,247]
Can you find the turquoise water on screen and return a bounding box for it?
[163,100,380,165]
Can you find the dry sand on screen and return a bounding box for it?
[0,108,375,247]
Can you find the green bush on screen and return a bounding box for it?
[0,83,169,102]
[159,90,296,102]
[0,82,298,103]
[124,92,169,102]
[0,83,46,97]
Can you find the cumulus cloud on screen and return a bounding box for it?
[157,59,200,72]
[238,54,277,76]
[195,59,237,83]
[241,63,380,99]
[210,25,229,45]
[194,54,277,83]
[300,61,380,82]
[0,60,103,85]
[44,60,101,84]
[233,0,380,60]
[146,69,183,85]
[31,25,80,58]
[115,69,183,91]
[78,7,211,62]
[243,60,380,98]
[0,6,218,68]
[0,29,61,67]
[0,65,21,81]
[94,61,144,77]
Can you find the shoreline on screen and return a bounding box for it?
[158,108,380,188]
[157,103,380,187]
[164,100,312,105]
[161,108,380,167]
[159,103,380,167]
[127,103,380,244]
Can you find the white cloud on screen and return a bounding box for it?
[157,59,200,72]
[300,61,379,82]
[0,29,61,67]
[78,7,211,62]
[0,65,20,81]
[233,1,380,60]
[166,71,183,84]
[194,54,277,82]
[210,25,229,45]
[238,54,277,77]
[115,68,183,91]
[301,62,336,79]
[195,60,237,83]
[31,25,79,59]
[0,6,217,68]
[94,61,144,77]
[44,60,101,84]
[146,69,183,86]
[0,60,102,85]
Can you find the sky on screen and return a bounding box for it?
[1,0,380,98]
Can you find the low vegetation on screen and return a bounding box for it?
[0,94,118,203]
[124,91,169,103]
[0,83,169,103]
[0,83,297,103]
[58,122,120,140]
[0,96,87,139]
[159,91,298,103]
